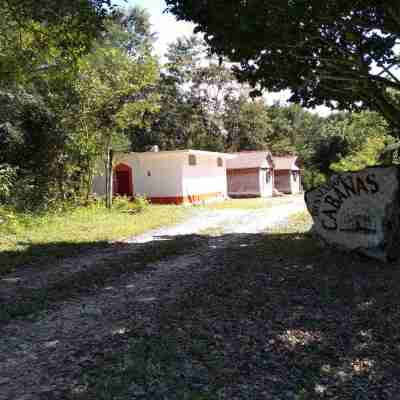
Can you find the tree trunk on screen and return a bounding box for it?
[106,147,114,209]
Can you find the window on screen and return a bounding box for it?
[292,171,298,181]
[188,154,197,166]
[217,157,223,167]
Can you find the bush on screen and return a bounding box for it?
[0,205,33,234]
[302,169,326,191]
[131,195,150,214]
[0,205,20,234]
[112,195,132,212]
[112,195,150,214]
[0,164,17,203]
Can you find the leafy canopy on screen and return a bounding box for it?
[0,0,112,84]
[166,1,400,133]
[0,5,160,209]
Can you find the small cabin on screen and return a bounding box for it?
[226,151,274,198]
[92,149,235,204]
[272,156,301,194]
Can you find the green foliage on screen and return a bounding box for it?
[112,195,150,214]
[132,35,234,152]
[330,135,390,173]
[0,203,189,274]
[1,0,395,208]
[267,103,323,155]
[0,164,17,202]
[112,195,132,212]
[0,205,19,234]
[132,195,150,214]
[108,7,157,56]
[0,0,112,85]
[0,90,75,210]
[224,97,272,151]
[65,11,160,200]
[0,5,160,210]
[301,169,327,191]
[297,111,394,185]
[310,135,350,176]
[73,41,159,142]
[166,0,400,134]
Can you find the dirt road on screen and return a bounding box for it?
[0,196,306,399]
[129,195,305,242]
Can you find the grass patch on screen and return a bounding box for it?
[0,204,189,275]
[198,226,224,236]
[201,195,303,210]
[267,210,313,234]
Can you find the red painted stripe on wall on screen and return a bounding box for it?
[149,192,225,205]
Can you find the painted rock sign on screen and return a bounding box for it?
[305,166,400,261]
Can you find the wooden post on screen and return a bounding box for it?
[106,147,114,209]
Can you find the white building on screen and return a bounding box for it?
[92,149,235,205]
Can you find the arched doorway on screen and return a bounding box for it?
[113,163,133,196]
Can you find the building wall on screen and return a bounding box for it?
[259,168,274,197]
[227,168,261,197]
[290,170,302,194]
[182,154,227,203]
[129,154,183,201]
[92,152,230,204]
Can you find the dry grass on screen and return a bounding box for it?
[0,204,189,275]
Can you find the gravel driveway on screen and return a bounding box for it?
[0,195,306,399]
[129,195,306,242]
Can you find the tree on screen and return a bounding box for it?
[223,96,272,151]
[266,103,323,155]
[298,110,394,189]
[67,12,160,197]
[132,36,234,152]
[329,111,394,172]
[166,1,400,134]
[0,0,112,85]
[0,90,73,209]
[106,6,157,57]
[0,6,160,208]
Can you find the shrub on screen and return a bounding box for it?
[302,169,326,191]
[131,195,150,214]
[109,195,150,214]
[112,195,132,212]
[0,205,19,234]
[0,164,17,203]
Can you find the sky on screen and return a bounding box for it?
[114,0,331,116]
[115,0,195,58]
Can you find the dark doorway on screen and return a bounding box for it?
[114,163,133,196]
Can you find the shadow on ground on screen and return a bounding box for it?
[44,230,399,400]
[0,235,208,323]
[2,230,400,399]
[0,241,110,275]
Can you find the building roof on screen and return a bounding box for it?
[226,151,273,170]
[272,156,300,171]
[116,149,236,160]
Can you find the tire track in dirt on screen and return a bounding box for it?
[0,196,306,399]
